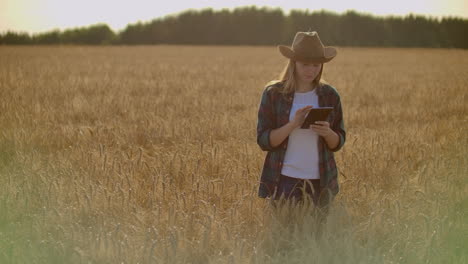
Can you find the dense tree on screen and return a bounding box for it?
[60,24,115,44]
[1,7,467,48]
[0,31,32,45]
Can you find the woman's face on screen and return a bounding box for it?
[295,61,322,82]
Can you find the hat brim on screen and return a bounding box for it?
[278,45,337,63]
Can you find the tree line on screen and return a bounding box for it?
[1,6,467,48]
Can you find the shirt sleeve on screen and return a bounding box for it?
[256,87,281,152]
[328,93,346,152]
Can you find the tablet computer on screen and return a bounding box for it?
[300,107,334,129]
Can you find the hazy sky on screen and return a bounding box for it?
[2,0,467,34]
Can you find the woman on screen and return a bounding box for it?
[256,31,346,211]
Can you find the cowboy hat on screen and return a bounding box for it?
[278,31,337,63]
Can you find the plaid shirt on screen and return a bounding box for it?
[256,81,346,198]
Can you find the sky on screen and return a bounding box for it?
[1,0,467,34]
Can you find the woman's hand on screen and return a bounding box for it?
[310,121,335,138]
[290,105,313,129]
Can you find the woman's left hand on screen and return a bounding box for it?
[309,121,335,138]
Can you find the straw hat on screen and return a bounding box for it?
[278,31,337,63]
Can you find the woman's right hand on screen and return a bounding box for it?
[290,105,313,129]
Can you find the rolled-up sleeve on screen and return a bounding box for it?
[256,87,279,152]
[328,94,346,152]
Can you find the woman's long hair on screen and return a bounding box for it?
[266,59,329,94]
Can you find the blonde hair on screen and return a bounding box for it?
[266,59,329,94]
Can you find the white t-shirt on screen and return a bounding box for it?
[280,89,320,179]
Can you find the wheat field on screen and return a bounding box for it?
[0,45,467,263]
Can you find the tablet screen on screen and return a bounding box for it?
[300,107,334,129]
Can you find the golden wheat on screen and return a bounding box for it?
[0,45,466,263]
